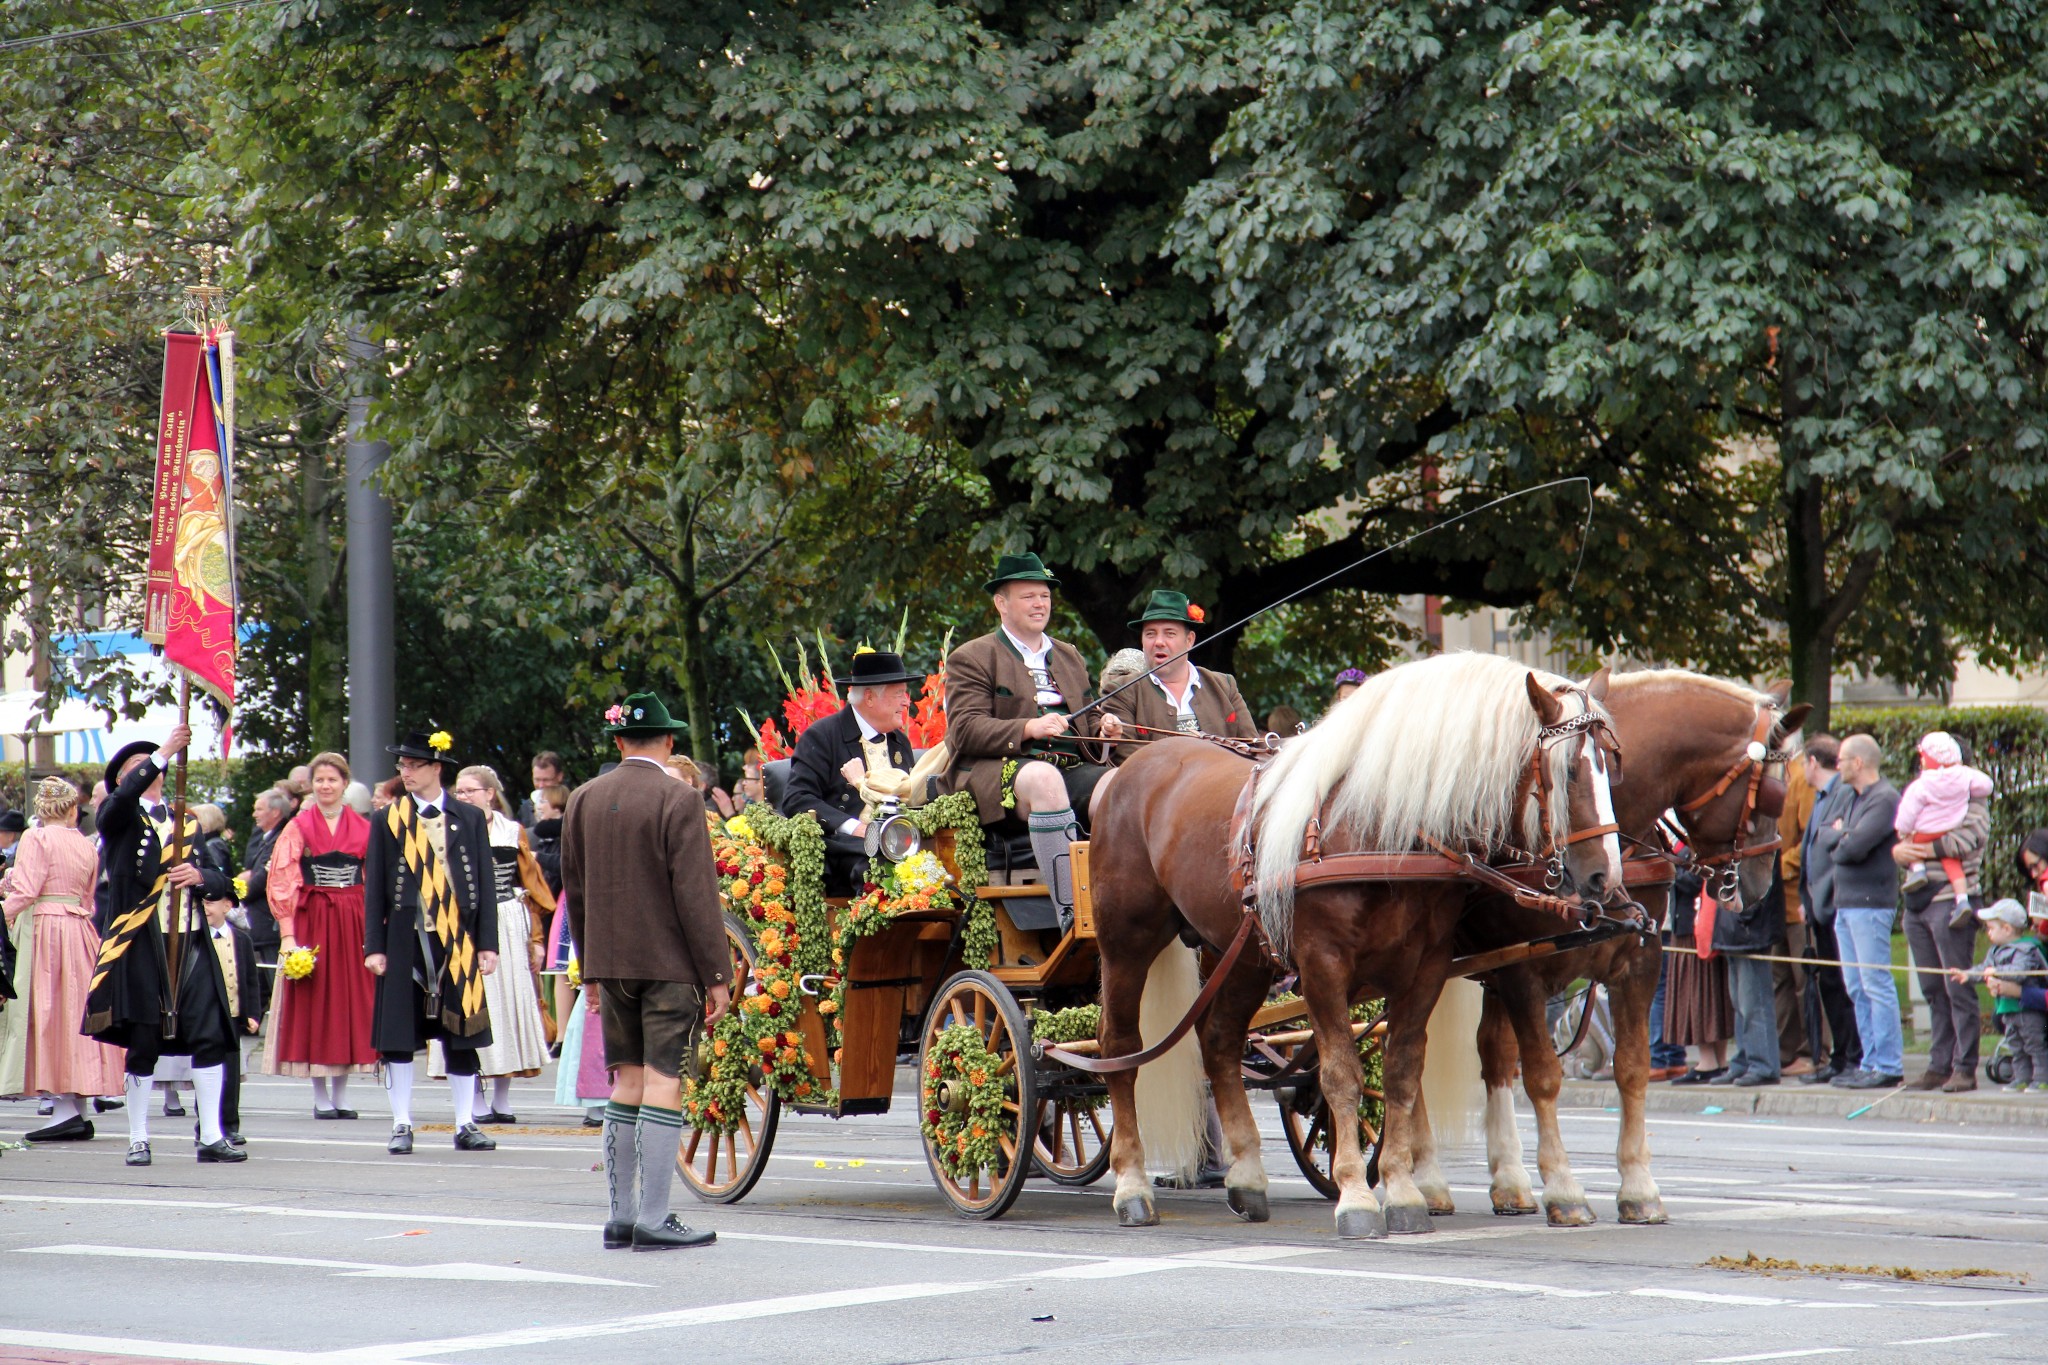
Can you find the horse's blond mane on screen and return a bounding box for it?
[1249,653,1608,956]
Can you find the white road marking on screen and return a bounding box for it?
[17,1243,644,1286]
[0,1330,312,1365]
[1699,1350,1854,1363]
[1888,1333,2004,1346]
[1560,1111,2048,1145]
[1634,1287,1787,1306]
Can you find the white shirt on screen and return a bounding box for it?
[1148,668,1204,733]
[1001,625,1066,708]
[413,785,447,815]
[620,756,667,771]
[841,711,892,836]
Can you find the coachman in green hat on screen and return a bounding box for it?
[933,552,1123,929]
[1100,589,1259,761]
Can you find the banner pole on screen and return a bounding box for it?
[161,675,192,1039]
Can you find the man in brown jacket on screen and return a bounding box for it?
[1102,589,1259,762]
[562,691,730,1252]
[939,552,1121,925]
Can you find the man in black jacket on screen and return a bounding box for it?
[780,651,918,894]
[363,729,500,1155]
[239,789,290,1019]
[1797,737,1861,1084]
[1826,734,1904,1090]
[82,724,246,1166]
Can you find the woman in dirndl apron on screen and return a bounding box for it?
[445,765,551,1123]
[265,752,380,1116]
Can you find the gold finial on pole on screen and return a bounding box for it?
[182,253,227,332]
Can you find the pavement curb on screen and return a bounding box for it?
[1557,1079,2048,1127]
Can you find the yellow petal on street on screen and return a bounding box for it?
[814,1159,829,1168]
[848,1160,865,1167]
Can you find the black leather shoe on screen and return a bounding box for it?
[226,1131,247,1148]
[453,1123,497,1151]
[1843,1071,1904,1090]
[162,1097,185,1117]
[1829,1069,1869,1089]
[632,1214,715,1250]
[315,1108,342,1120]
[126,1141,151,1167]
[1706,1070,1739,1086]
[27,1116,93,1142]
[388,1125,414,1155]
[197,1138,248,1163]
[603,1221,634,1249]
[1733,1073,1780,1087]
[1670,1068,1725,1087]
[92,1098,124,1113]
[332,1108,358,1120]
[477,1110,517,1125]
[583,1114,604,1128]
[1799,1065,1838,1085]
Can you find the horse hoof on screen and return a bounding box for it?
[1545,1200,1597,1228]
[1427,1199,1456,1217]
[1491,1195,1539,1216]
[1385,1203,1435,1236]
[1617,1198,1668,1225]
[1335,1206,1387,1240]
[1115,1197,1159,1228]
[1227,1187,1270,1223]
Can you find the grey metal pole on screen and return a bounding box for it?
[344,328,395,784]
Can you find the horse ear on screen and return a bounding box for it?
[1525,671,1565,727]
[1777,702,1814,743]
[1765,678,1793,706]
[1585,665,1611,702]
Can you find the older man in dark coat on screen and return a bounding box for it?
[781,651,919,894]
[363,729,499,1155]
[563,691,729,1252]
[82,724,243,1166]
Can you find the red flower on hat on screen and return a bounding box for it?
[1187,604,1205,623]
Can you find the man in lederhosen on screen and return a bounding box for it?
[936,552,1121,927]
[1101,590,1259,761]
[82,724,247,1166]
[363,729,499,1155]
[781,649,920,895]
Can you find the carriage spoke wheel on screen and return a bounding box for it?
[1032,1093,1113,1187]
[679,913,781,1205]
[918,970,1037,1220]
[1277,1035,1386,1201]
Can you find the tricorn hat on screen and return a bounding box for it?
[844,650,921,688]
[104,739,160,794]
[983,551,1061,595]
[387,729,457,763]
[604,691,690,737]
[1128,589,1206,631]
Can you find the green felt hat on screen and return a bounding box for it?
[603,691,690,737]
[983,551,1061,595]
[1128,589,1205,630]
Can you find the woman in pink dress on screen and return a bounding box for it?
[265,752,379,1117]
[1,777,126,1140]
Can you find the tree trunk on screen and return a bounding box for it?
[1778,345,1833,734]
[303,438,346,752]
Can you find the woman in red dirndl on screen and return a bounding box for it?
[265,752,379,1117]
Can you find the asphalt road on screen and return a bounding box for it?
[2,1069,2044,1365]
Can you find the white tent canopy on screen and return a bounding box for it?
[0,688,230,769]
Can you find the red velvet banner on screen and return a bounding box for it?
[145,329,236,710]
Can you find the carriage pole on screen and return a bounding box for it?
[160,675,193,1038]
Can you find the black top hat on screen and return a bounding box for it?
[388,729,457,763]
[104,739,160,794]
[603,692,691,737]
[0,810,25,834]
[843,650,921,688]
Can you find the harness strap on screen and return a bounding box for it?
[1039,911,1262,1076]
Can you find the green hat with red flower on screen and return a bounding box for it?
[603,691,690,737]
[1129,589,1206,631]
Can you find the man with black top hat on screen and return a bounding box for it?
[1101,590,1259,761]
[81,724,246,1166]
[781,650,920,895]
[937,552,1121,927]
[0,808,24,874]
[363,728,500,1155]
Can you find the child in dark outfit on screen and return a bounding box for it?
[1951,899,2048,1092]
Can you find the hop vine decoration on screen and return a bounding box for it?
[921,1022,1011,1181]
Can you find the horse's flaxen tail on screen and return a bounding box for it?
[1421,977,1486,1150]
[1133,940,1207,1182]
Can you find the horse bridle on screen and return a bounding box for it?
[1522,688,1624,891]
[1672,702,1790,900]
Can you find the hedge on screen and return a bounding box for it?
[1830,705,2048,901]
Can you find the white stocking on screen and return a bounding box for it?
[193,1065,226,1146]
[330,1076,350,1109]
[450,1074,477,1128]
[386,1060,415,1129]
[44,1095,81,1124]
[312,1076,331,1109]
[490,1077,512,1113]
[125,1074,152,1145]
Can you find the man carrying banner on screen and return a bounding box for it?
[363,729,500,1155]
[82,724,246,1166]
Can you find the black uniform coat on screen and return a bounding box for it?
[82,754,235,1057]
[782,708,916,893]
[363,794,498,1055]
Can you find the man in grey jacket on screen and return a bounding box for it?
[1827,734,1904,1090]
[1897,789,1990,1093]
[1798,737,1861,1084]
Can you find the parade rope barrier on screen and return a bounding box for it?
[1661,942,2048,978]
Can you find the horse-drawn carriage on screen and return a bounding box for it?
[681,652,1803,1238]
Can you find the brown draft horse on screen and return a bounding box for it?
[1405,672,1809,1227]
[1087,653,1625,1238]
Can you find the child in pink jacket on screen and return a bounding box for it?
[1896,731,1994,928]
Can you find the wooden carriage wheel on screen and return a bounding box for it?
[1031,1094,1113,1187]
[679,913,782,1205]
[917,970,1038,1220]
[1276,1030,1387,1201]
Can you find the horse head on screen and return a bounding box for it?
[1524,666,1625,904]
